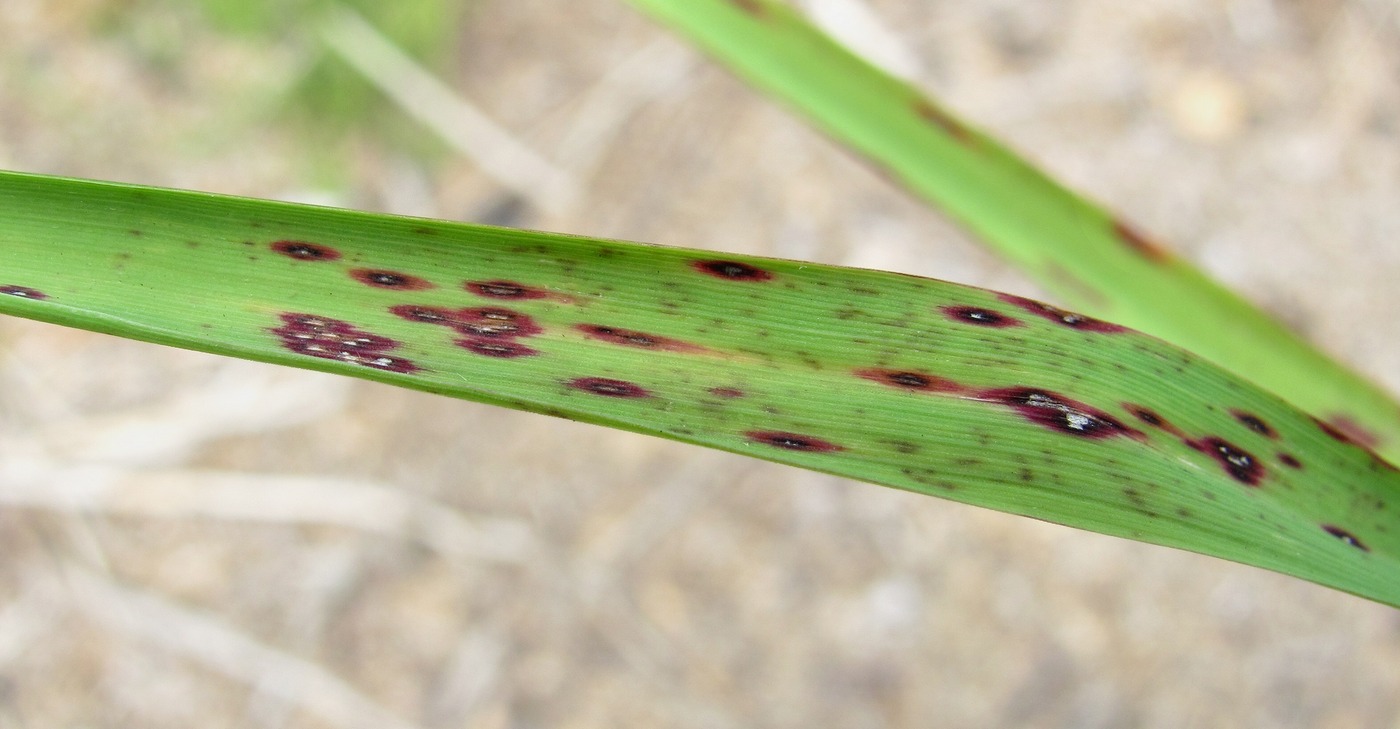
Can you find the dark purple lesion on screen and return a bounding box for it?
[0,286,48,300]
[457,308,543,339]
[270,240,342,261]
[1321,524,1369,552]
[744,430,845,452]
[940,305,1021,328]
[1231,410,1277,439]
[1278,453,1303,469]
[567,377,651,398]
[1190,436,1264,486]
[465,280,550,300]
[1318,414,1382,450]
[855,368,963,393]
[575,324,705,353]
[708,387,745,398]
[457,339,539,358]
[350,269,434,290]
[270,312,420,373]
[690,260,774,282]
[996,294,1127,333]
[979,388,1144,440]
[389,304,456,324]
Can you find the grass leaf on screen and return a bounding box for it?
[623,0,1400,465]
[2,169,1397,606]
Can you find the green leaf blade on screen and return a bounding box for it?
[3,170,1398,606]
[623,0,1400,466]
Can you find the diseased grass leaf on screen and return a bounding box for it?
[1,170,1396,607]
[623,0,1400,465]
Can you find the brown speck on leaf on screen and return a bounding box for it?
[1112,219,1172,263]
[913,100,972,143]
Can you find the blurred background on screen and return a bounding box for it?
[2,0,1400,726]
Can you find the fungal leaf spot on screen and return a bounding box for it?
[0,286,48,300]
[855,368,962,393]
[941,305,1020,328]
[1231,410,1277,438]
[567,377,651,398]
[465,280,549,300]
[997,294,1127,333]
[1278,453,1303,469]
[350,269,434,290]
[457,339,539,359]
[1192,437,1264,486]
[271,313,420,373]
[458,308,543,339]
[575,324,704,353]
[1321,524,1369,552]
[980,388,1143,440]
[1321,414,1382,450]
[271,241,341,261]
[745,431,845,452]
[709,387,745,398]
[389,304,455,325]
[691,260,774,282]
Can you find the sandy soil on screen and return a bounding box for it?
[1,0,1399,727]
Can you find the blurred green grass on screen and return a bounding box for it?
[88,0,470,180]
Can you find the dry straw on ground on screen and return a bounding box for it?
[1,0,1399,727]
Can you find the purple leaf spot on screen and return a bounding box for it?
[691,260,774,281]
[271,241,341,261]
[567,377,651,398]
[744,431,845,452]
[996,294,1127,333]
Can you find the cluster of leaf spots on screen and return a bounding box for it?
[388,304,543,359]
[262,236,1388,557]
[0,285,48,300]
[269,313,419,373]
[846,310,1380,553]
